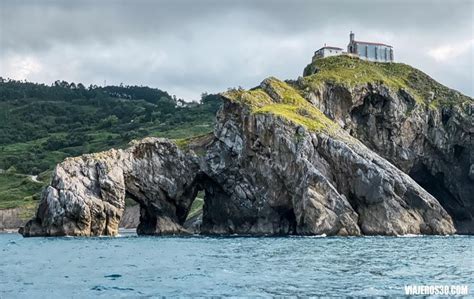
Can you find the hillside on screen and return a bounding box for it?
[302,55,471,108]
[0,79,221,211]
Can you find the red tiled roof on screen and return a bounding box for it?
[354,40,392,47]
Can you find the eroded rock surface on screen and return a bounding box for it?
[301,59,473,233]
[200,79,454,236]
[20,138,200,237]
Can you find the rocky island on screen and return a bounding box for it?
[20,56,473,237]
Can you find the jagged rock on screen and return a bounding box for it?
[20,138,200,237]
[21,57,465,237]
[300,57,473,233]
[200,78,454,236]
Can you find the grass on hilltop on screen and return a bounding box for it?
[223,78,339,134]
[302,55,472,108]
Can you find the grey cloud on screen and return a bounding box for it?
[1,0,472,100]
[3,0,471,52]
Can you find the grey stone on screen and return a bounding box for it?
[198,89,454,236]
[299,81,473,234]
[20,138,200,237]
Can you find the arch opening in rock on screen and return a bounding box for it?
[408,163,471,233]
[20,138,206,237]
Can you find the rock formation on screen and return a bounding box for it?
[20,138,200,236]
[21,56,472,237]
[302,56,474,233]
[200,78,454,235]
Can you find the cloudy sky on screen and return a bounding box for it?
[1,0,473,101]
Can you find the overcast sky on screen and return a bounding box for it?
[1,0,473,101]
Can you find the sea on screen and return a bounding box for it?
[0,231,472,297]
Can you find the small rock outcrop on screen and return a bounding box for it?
[20,138,200,237]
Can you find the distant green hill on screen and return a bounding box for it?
[0,78,221,209]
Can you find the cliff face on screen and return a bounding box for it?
[21,56,472,237]
[0,207,33,231]
[301,56,474,233]
[200,78,453,235]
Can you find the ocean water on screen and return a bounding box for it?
[0,232,472,297]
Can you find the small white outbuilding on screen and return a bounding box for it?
[312,46,343,61]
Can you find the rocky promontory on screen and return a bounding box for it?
[21,56,473,237]
[301,56,473,233]
[20,138,201,236]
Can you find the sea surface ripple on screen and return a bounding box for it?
[0,232,472,297]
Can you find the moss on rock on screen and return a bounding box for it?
[222,78,338,133]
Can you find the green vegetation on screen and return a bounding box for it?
[0,173,46,209]
[124,197,138,207]
[0,79,221,174]
[0,78,222,209]
[186,197,204,220]
[224,78,338,133]
[302,55,472,107]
